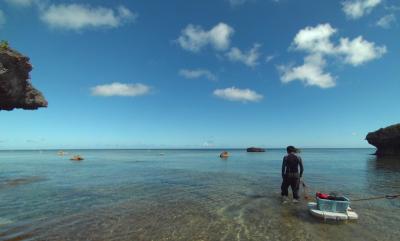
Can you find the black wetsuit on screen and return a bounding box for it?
[281,153,304,200]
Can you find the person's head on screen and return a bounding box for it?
[286,146,297,154]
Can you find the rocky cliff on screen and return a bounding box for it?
[0,42,47,111]
[366,124,400,156]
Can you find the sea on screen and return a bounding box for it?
[0,149,399,241]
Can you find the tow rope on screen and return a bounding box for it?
[301,180,311,200]
[301,180,399,202]
[351,194,400,202]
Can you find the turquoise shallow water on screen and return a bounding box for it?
[0,149,399,241]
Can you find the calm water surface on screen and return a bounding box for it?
[0,149,399,241]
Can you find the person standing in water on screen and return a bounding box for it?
[281,146,304,203]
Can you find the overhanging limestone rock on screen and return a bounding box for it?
[0,43,47,111]
[366,124,400,156]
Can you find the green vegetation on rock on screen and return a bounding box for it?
[0,40,9,50]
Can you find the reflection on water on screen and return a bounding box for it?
[369,155,400,171]
[0,149,399,241]
[365,155,400,210]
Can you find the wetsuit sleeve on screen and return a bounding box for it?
[281,157,287,178]
[299,156,304,178]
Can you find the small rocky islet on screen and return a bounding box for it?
[246,147,266,152]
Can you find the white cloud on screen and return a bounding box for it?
[91,82,150,97]
[336,36,386,66]
[213,87,263,102]
[384,5,400,11]
[40,4,137,30]
[179,69,217,80]
[0,10,5,28]
[292,23,386,65]
[376,14,397,28]
[5,0,36,7]
[279,54,336,88]
[280,23,386,88]
[177,22,234,52]
[342,0,382,19]
[202,140,215,147]
[265,54,276,63]
[5,0,49,12]
[229,0,278,6]
[293,23,337,54]
[226,43,261,67]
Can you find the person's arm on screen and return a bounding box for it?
[299,156,304,178]
[281,157,287,178]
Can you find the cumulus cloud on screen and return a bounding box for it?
[91,82,150,97]
[376,14,397,28]
[279,54,336,88]
[0,10,5,28]
[177,22,234,52]
[40,4,137,30]
[226,43,261,67]
[179,69,217,80]
[213,87,263,102]
[342,0,382,19]
[292,24,337,54]
[336,36,386,66]
[292,23,386,65]
[279,23,386,88]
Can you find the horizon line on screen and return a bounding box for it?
[0,147,376,151]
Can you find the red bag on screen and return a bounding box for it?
[316,192,329,199]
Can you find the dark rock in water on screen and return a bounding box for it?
[0,44,47,111]
[246,147,266,152]
[366,124,400,156]
[0,176,46,189]
[220,151,229,158]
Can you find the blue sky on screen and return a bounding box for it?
[0,0,399,149]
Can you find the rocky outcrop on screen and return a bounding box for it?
[220,151,229,158]
[0,43,47,111]
[366,124,400,156]
[247,147,266,152]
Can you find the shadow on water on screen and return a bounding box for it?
[366,155,400,191]
[0,176,46,190]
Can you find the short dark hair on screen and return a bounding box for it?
[287,146,297,153]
